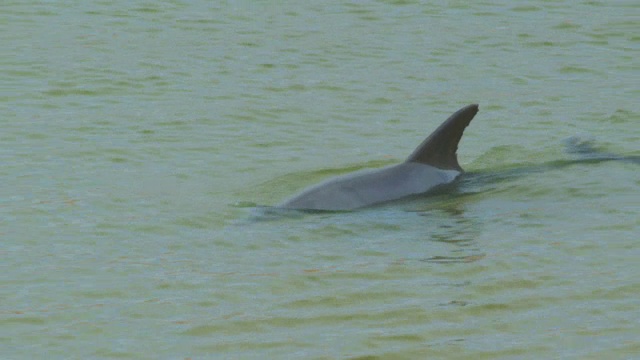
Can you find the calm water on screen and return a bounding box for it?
[2,1,639,359]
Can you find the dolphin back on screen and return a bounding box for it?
[278,104,479,211]
[280,163,460,211]
[405,104,479,171]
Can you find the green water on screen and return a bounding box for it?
[2,1,639,359]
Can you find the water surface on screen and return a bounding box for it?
[2,1,639,358]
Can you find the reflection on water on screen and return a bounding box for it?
[423,255,486,264]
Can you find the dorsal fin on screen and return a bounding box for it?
[405,104,479,171]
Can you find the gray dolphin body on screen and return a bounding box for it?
[279,104,479,211]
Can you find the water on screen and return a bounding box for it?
[2,1,639,358]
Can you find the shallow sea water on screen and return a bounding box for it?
[2,1,639,359]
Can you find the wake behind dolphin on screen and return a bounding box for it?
[279,104,479,211]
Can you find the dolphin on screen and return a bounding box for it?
[279,104,479,211]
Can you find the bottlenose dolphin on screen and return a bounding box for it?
[279,104,479,211]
